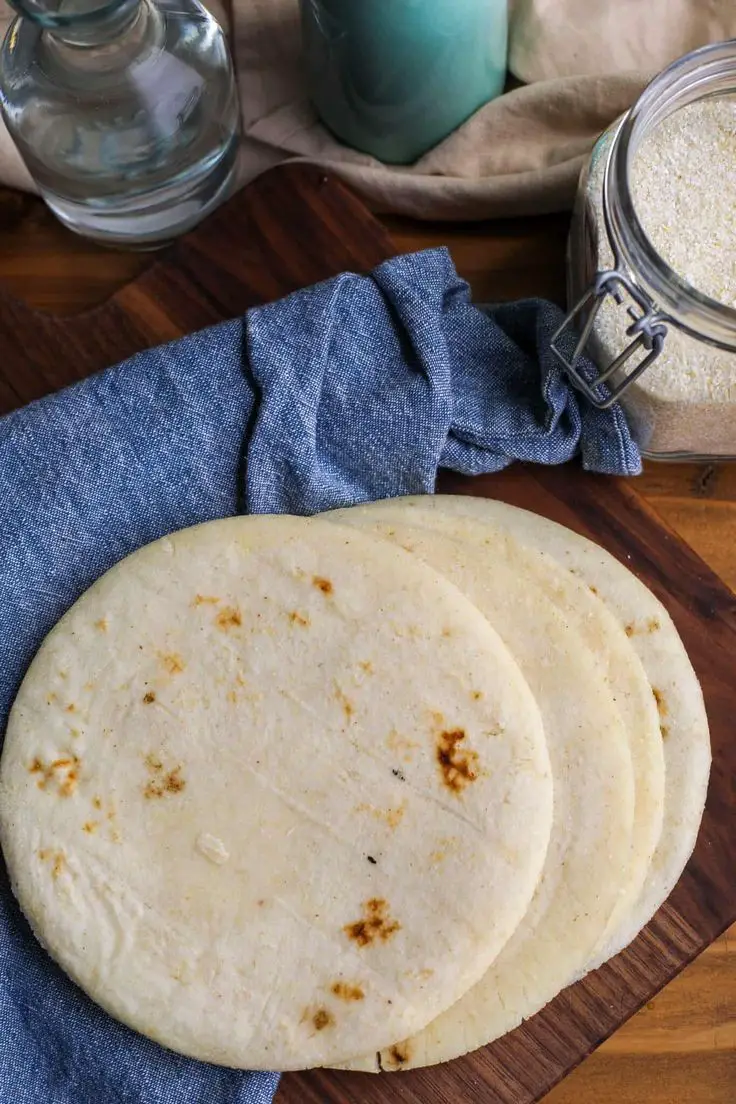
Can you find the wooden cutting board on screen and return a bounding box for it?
[0,164,733,1104]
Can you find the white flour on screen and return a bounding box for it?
[585,98,736,456]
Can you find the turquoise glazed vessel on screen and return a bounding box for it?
[301,0,508,164]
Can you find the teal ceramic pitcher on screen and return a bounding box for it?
[301,0,507,164]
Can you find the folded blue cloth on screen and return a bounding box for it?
[0,247,639,1104]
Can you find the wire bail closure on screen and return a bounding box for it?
[550,269,670,411]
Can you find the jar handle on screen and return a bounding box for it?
[550,270,671,410]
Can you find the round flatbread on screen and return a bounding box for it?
[323,511,635,1072]
[353,494,710,970]
[329,503,666,957]
[0,514,554,1071]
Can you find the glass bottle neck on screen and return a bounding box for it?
[603,39,736,353]
[9,0,143,45]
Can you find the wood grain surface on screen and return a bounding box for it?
[0,169,733,1104]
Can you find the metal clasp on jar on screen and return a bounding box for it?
[550,269,670,410]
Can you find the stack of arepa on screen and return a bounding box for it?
[0,496,710,1073]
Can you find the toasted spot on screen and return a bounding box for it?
[142,691,156,705]
[311,1008,334,1031]
[334,683,354,722]
[94,618,108,632]
[366,855,377,864]
[70,728,80,739]
[436,728,479,795]
[428,839,456,865]
[385,729,419,761]
[82,821,99,834]
[164,769,185,794]
[215,606,242,630]
[30,755,80,797]
[391,767,406,782]
[472,690,483,701]
[430,838,460,864]
[160,652,185,675]
[589,585,599,595]
[387,1042,412,1068]
[289,610,310,628]
[313,575,333,596]
[344,898,401,948]
[144,769,185,799]
[331,981,365,1002]
[441,627,453,638]
[652,687,668,717]
[143,754,186,799]
[92,796,102,810]
[59,771,79,798]
[660,724,670,739]
[625,617,660,637]
[226,690,238,705]
[65,703,77,714]
[46,693,57,705]
[38,849,67,879]
[357,801,406,829]
[358,660,373,675]
[193,594,220,606]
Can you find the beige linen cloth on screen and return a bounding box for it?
[1,0,735,217]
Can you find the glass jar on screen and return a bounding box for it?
[554,41,736,460]
[300,0,507,165]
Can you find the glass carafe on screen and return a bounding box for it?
[0,0,241,247]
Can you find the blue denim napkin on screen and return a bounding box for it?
[0,247,639,1104]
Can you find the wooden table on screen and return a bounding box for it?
[0,186,733,1104]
